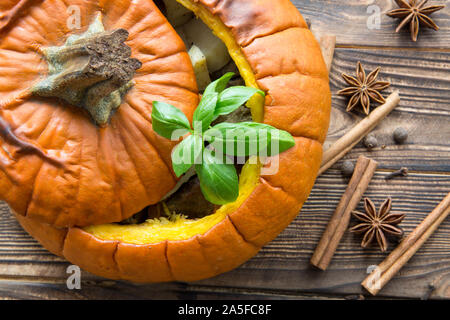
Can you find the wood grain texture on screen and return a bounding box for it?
[297,0,450,49]
[0,278,354,300]
[0,0,449,300]
[326,48,450,172]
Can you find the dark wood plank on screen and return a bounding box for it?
[327,47,450,172]
[0,279,352,300]
[294,0,450,49]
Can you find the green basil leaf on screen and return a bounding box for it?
[195,147,239,205]
[214,86,265,119]
[204,122,295,157]
[152,101,191,140]
[171,134,203,177]
[203,72,235,96]
[193,93,218,133]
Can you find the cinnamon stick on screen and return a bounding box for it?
[310,25,336,72]
[319,91,400,176]
[311,155,378,270]
[362,192,450,296]
[318,34,336,72]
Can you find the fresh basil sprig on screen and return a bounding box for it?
[195,147,239,204]
[193,93,218,132]
[214,86,261,120]
[152,73,295,205]
[171,134,203,177]
[151,101,191,139]
[205,122,295,157]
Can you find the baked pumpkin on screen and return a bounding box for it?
[1,0,331,282]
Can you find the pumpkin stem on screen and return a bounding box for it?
[31,15,142,126]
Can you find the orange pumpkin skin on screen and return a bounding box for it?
[8,0,331,283]
[0,0,198,228]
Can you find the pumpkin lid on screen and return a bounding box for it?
[0,0,198,227]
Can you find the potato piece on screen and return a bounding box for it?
[188,45,211,91]
[163,0,193,27]
[183,18,231,73]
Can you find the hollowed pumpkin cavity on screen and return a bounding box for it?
[85,160,261,243]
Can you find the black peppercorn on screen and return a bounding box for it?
[363,134,378,150]
[394,127,408,144]
[341,160,355,177]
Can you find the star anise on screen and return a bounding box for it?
[349,198,405,252]
[337,62,390,115]
[386,0,446,42]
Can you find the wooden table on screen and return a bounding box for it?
[0,0,449,300]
